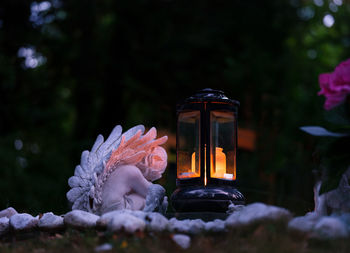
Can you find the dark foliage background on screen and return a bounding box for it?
[0,0,349,215]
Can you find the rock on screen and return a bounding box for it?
[107,212,146,233]
[0,207,17,218]
[312,216,349,239]
[288,212,320,234]
[227,203,245,214]
[226,202,292,228]
[97,209,141,228]
[172,234,191,249]
[64,210,99,229]
[205,219,226,232]
[95,243,113,252]
[0,217,10,236]
[97,210,126,228]
[289,212,349,239]
[38,212,64,231]
[121,210,146,221]
[143,212,169,232]
[169,218,205,234]
[10,213,39,232]
[97,210,168,232]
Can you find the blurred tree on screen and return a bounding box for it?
[0,0,349,214]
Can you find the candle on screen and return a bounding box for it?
[213,147,226,178]
[191,147,228,179]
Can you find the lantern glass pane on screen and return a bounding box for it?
[210,111,236,180]
[177,111,200,178]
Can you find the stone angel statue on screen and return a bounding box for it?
[313,166,350,215]
[66,125,168,215]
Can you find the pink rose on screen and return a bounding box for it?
[137,146,167,181]
[318,58,350,110]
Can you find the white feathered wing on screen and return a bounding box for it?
[66,125,145,212]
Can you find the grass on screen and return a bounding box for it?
[1,222,350,253]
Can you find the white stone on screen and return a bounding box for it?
[143,212,168,232]
[312,217,349,239]
[172,234,191,249]
[288,212,320,233]
[169,218,205,234]
[0,207,17,218]
[96,210,127,228]
[95,243,113,252]
[226,202,292,227]
[10,213,39,231]
[64,210,99,229]
[288,211,350,239]
[96,209,143,227]
[0,217,9,236]
[129,211,168,232]
[97,210,168,232]
[38,212,64,231]
[107,212,146,233]
[205,219,226,232]
[226,203,245,214]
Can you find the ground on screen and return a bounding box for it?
[1,222,350,253]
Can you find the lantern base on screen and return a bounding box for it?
[171,185,245,213]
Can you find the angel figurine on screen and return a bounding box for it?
[66,125,168,215]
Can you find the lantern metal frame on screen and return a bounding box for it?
[171,88,245,212]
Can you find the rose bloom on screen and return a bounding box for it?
[318,58,350,110]
[137,146,167,182]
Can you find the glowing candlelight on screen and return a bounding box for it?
[191,147,229,180]
[212,147,226,178]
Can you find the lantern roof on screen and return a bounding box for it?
[184,88,240,106]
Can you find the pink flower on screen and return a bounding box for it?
[318,58,350,110]
[137,146,167,181]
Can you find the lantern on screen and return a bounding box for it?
[171,88,245,212]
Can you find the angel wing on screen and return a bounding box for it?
[105,127,167,173]
[66,125,145,211]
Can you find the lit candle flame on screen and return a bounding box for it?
[191,147,233,182]
[212,147,226,178]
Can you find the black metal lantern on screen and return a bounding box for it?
[171,88,245,212]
